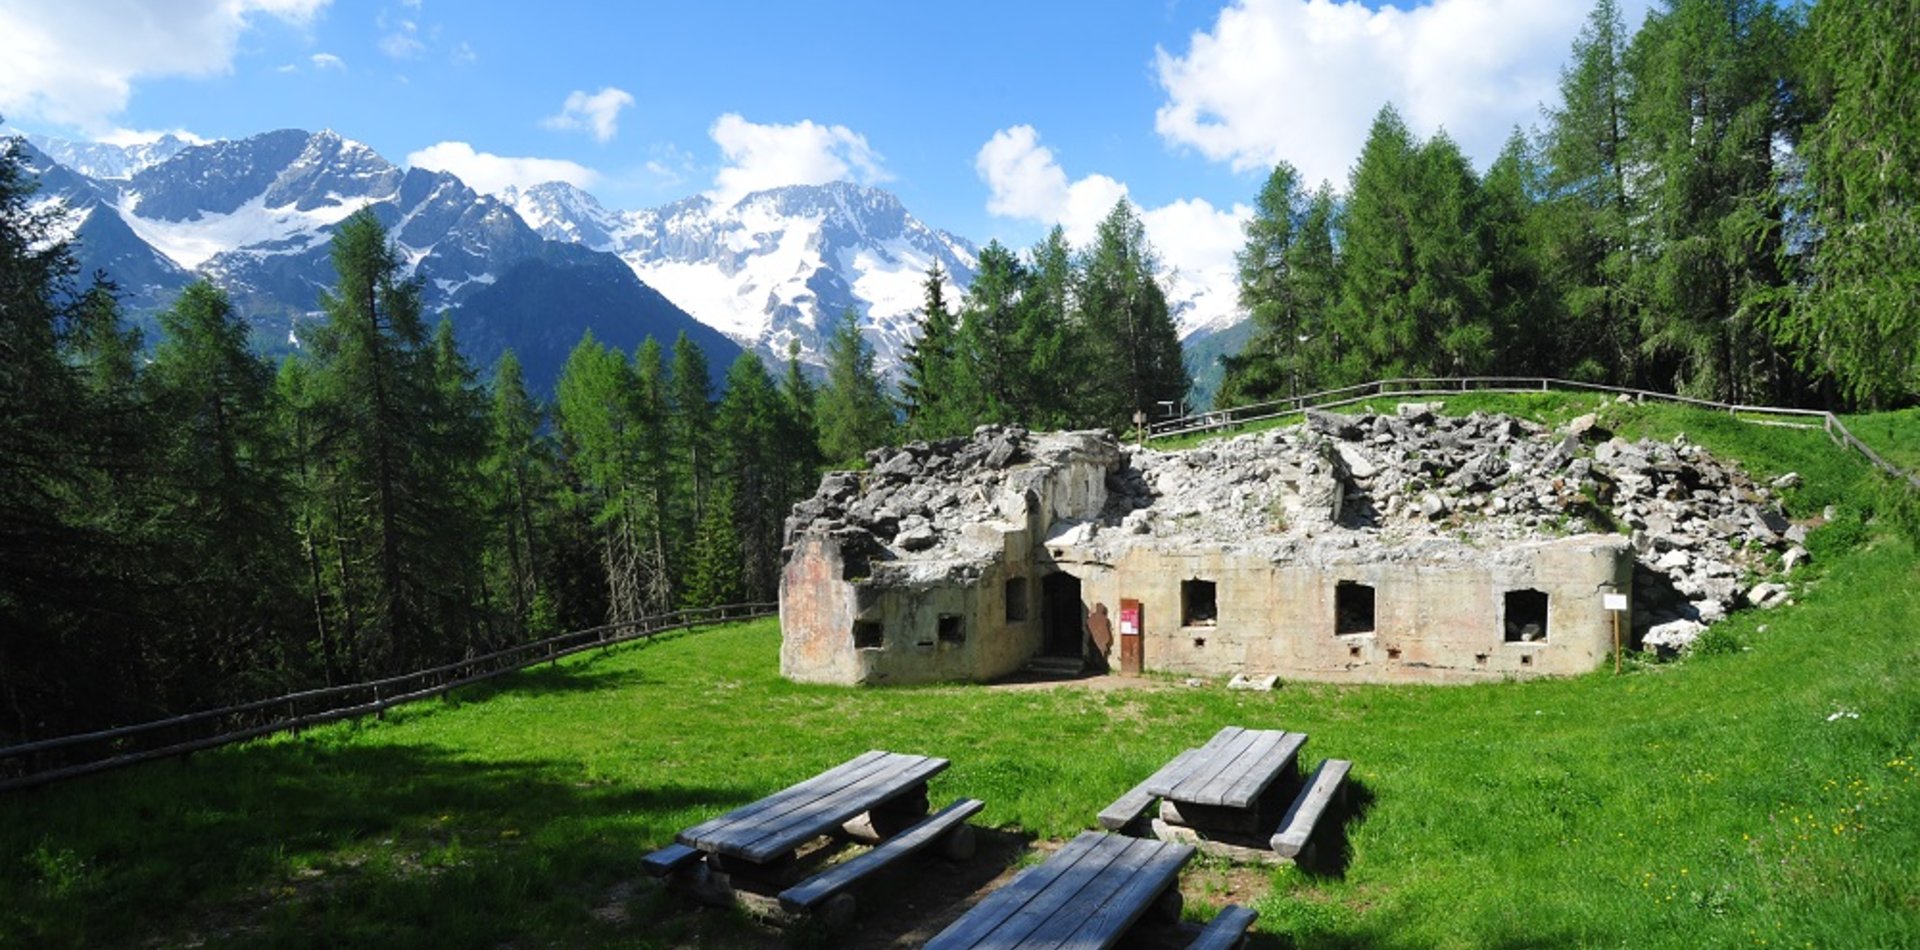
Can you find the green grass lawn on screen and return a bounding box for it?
[4,401,1918,949]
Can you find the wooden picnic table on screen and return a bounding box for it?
[1143,726,1305,812]
[926,831,1194,950]
[676,749,948,865]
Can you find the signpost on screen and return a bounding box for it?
[1603,591,1629,674]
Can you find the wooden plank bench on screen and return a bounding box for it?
[926,831,1195,950]
[640,842,703,878]
[1270,758,1352,859]
[677,750,949,866]
[1187,903,1258,950]
[776,797,984,916]
[1099,748,1199,830]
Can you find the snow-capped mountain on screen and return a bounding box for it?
[505,180,978,372]
[13,129,738,392]
[19,131,195,181]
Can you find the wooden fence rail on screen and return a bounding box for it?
[1147,376,1920,492]
[0,601,777,793]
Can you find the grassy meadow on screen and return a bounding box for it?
[3,396,1917,949]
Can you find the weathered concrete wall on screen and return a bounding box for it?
[779,534,1047,686]
[1061,535,1633,683]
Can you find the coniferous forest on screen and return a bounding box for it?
[3,0,1916,741]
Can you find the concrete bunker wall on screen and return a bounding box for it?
[779,532,1050,686]
[1062,537,1632,683]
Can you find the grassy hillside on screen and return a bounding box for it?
[3,398,1916,949]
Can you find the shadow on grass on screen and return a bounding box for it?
[0,738,755,948]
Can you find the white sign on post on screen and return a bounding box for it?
[1602,593,1629,612]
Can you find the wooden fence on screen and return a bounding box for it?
[1147,376,1920,492]
[0,602,776,793]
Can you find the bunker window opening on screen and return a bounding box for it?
[853,620,884,650]
[938,614,964,644]
[1005,577,1029,622]
[1181,579,1217,627]
[1335,580,1376,635]
[1504,589,1549,643]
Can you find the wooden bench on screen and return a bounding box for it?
[1270,758,1352,859]
[1187,903,1258,950]
[926,831,1195,950]
[777,797,983,916]
[677,750,949,865]
[1099,748,1199,830]
[640,842,703,878]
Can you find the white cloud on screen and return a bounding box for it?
[541,87,634,143]
[310,52,345,70]
[450,41,476,66]
[974,125,1250,334]
[378,16,423,59]
[1153,0,1653,188]
[406,141,600,196]
[0,0,329,132]
[707,114,889,206]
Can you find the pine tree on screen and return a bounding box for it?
[1480,131,1557,376]
[1333,105,1423,383]
[1541,0,1641,384]
[1775,0,1920,407]
[898,263,966,439]
[1019,226,1078,428]
[482,351,551,636]
[680,481,744,609]
[667,332,715,556]
[554,333,659,623]
[816,309,894,464]
[304,209,474,673]
[146,280,298,697]
[713,353,787,599]
[1075,199,1187,428]
[1219,162,1307,406]
[0,134,141,735]
[1626,0,1800,402]
[632,337,676,606]
[955,241,1029,424]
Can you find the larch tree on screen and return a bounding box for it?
[816,309,894,464]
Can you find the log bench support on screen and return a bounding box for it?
[777,797,985,925]
[1269,759,1353,860]
[1187,904,1259,950]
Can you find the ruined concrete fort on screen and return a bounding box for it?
[779,405,1805,686]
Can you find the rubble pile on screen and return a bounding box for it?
[785,404,1811,653]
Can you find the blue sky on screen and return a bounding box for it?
[1,0,1650,286]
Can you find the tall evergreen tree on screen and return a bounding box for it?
[667,332,715,550]
[146,280,297,697]
[1541,0,1642,384]
[816,309,894,464]
[482,351,552,636]
[632,337,677,605]
[713,353,788,600]
[1480,131,1558,377]
[955,241,1029,424]
[1075,199,1187,427]
[1019,226,1079,428]
[303,210,480,673]
[1625,0,1799,402]
[1219,162,1309,406]
[898,262,967,439]
[554,333,663,622]
[1775,0,1920,407]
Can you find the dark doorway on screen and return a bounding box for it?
[1041,573,1085,657]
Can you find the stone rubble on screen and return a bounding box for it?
[785,405,1810,655]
